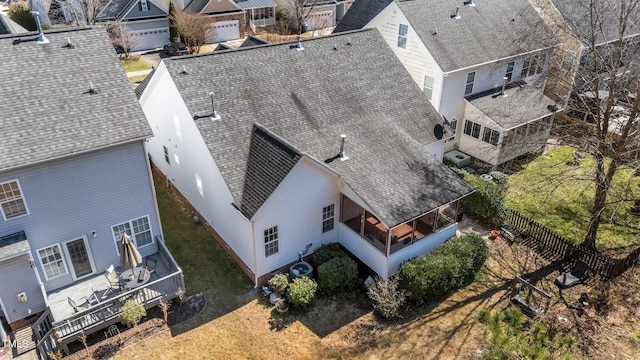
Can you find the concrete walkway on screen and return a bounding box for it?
[127,69,153,78]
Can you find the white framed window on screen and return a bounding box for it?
[37,244,68,280]
[322,204,335,233]
[397,24,408,48]
[163,146,170,164]
[112,216,153,254]
[482,127,500,146]
[0,179,28,220]
[505,61,515,82]
[521,53,546,78]
[463,120,481,139]
[465,71,475,95]
[449,118,458,135]
[264,226,278,257]
[140,0,149,11]
[423,75,434,100]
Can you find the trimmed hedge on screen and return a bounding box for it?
[318,256,358,293]
[462,174,507,227]
[312,242,348,266]
[398,233,488,300]
[287,277,317,308]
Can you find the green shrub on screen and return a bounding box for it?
[448,166,468,179]
[398,234,488,300]
[275,6,289,21]
[312,242,348,266]
[168,1,179,41]
[268,273,289,294]
[119,299,146,328]
[8,4,36,31]
[462,174,507,227]
[286,277,317,308]
[317,256,358,293]
[489,171,509,186]
[367,276,406,319]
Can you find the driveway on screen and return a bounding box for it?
[135,49,164,69]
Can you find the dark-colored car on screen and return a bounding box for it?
[163,42,191,56]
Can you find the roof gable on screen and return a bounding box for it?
[122,0,170,19]
[186,0,240,13]
[333,0,393,33]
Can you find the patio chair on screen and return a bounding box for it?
[68,296,90,313]
[104,265,124,296]
[555,261,592,289]
[144,257,158,279]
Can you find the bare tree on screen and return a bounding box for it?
[106,20,139,58]
[170,8,212,53]
[286,0,317,35]
[79,0,105,24]
[536,0,640,252]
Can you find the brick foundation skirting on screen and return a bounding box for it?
[9,312,43,331]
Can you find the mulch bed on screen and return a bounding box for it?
[65,293,205,360]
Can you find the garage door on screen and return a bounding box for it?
[206,20,240,43]
[130,28,169,51]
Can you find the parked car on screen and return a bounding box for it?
[163,42,191,56]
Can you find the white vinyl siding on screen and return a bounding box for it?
[322,204,335,233]
[397,24,408,48]
[264,226,278,257]
[423,75,434,100]
[0,180,28,220]
[38,244,68,280]
[464,71,475,95]
[112,215,153,253]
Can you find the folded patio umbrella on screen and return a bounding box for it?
[120,233,142,271]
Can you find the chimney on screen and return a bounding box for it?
[32,12,49,44]
[339,134,348,161]
[209,92,220,120]
[451,6,461,19]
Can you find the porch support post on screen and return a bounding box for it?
[456,199,461,221]
[385,230,391,256]
[433,209,439,232]
[359,208,365,238]
[411,219,416,245]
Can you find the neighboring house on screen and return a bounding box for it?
[137,29,473,285]
[235,0,277,33]
[182,0,246,43]
[530,0,640,117]
[97,0,171,51]
[335,0,561,168]
[239,34,268,47]
[275,0,354,32]
[0,27,184,357]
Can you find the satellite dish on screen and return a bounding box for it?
[434,124,444,140]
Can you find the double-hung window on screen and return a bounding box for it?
[264,226,278,257]
[397,24,408,48]
[0,180,28,220]
[322,205,335,233]
[505,61,515,82]
[423,75,435,100]
[112,216,153,253]
[465,71,475,95]
[38,244,68,280]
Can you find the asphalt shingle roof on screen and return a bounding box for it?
[239,35,269,48]
[333,0,393,34]
[0,27,152,171]
[0,231,30,262]
[335,0,558,72]
[235,0,277,10]
[466,80,558,130]
[155,29,473,226]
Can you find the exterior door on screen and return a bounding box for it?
[64,238,94,279]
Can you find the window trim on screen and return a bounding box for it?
[423,75,435,100]
[111,215,154,255]
[0,179,29,221]
[322,204,335,233]
[463,119,481,139]
[505,61,515,82]
[37,244,69,281]
[140,0,149,11]
[397,24,408,49]
[465,71,475,95]
[264,226,279,257]
[482,127,500,146]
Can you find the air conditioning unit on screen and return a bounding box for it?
[444,150,471,167]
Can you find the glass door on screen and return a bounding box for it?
[65,238,93,279]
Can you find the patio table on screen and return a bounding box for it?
[120,266,151,290]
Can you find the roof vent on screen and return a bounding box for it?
[492,77,509,98]
[333,45,338,50]
[451,6,461,19]
[339,134,349,161]
[63,37,75,49]
[32,12,49,44]
[463,0,475,6]
[346,38,351,45]
[87,82,98,95]
[179,65,188,75]
[209,92,220,120]
[289,35,304,51]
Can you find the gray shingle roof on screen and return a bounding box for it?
[240,125,302,218]
[336,0,558,73]
[0,27,152,172]
[135,67,156,99]
[239,35,269,48]
[333,0,393,33]
[550,0,640,45]
[0,231,30,262]
[159,29,473,226]
[235,0,277,10]
[97,0,131,20]
[466,80,558,130]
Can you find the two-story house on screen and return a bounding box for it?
[0,27,184,357]
[334,0,561,168]
[136,29,473,285]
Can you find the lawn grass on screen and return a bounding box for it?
[120,58,152,73]
[505,146,640,252]
[128,75,148,83]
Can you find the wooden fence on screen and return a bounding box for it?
[502,210,636,279]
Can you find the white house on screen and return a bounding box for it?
[136,29,473,285]
[0,27,184,358]
[335,0,562,167]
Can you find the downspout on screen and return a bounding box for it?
[385,230,391,278]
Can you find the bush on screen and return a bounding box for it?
[448,166,468,179]
[286,277,317,308]
[8,4,36,31]
[398,234,488,300]
[312,242,348,266]
[275,6,289,21]
[317,256,358,293]
[489,171,509,186]
[268,273,289,294]
[462,174,507,227]
[367,276,406,319]
[119,299,146,328]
